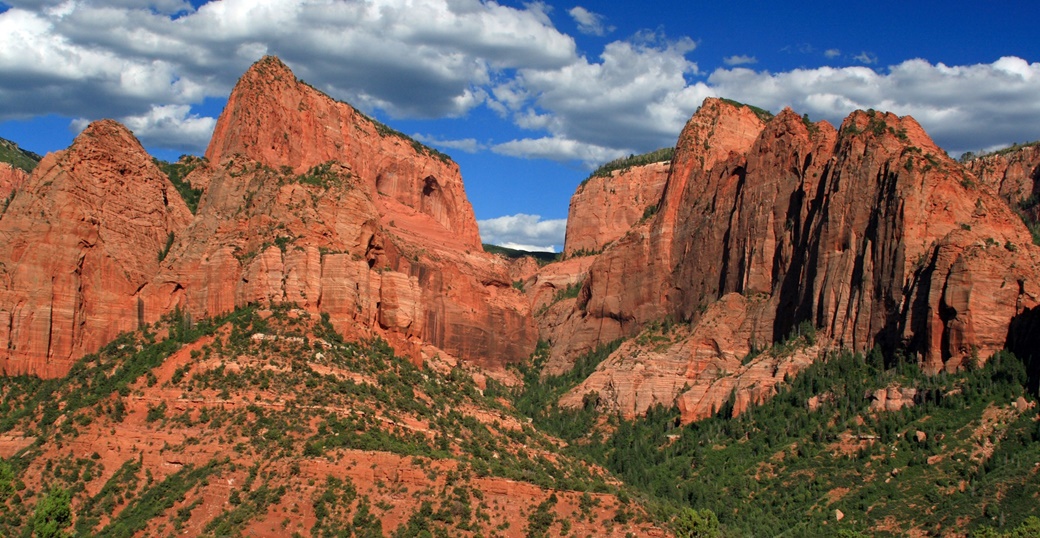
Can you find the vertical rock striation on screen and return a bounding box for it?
[555,100,1040,422]
[144,56,536,370]
[0,120,193,376]
[0,56,536,377]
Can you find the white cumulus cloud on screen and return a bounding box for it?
[568,6,612,36]
[491,33,710,164]
[492,137,626,166]
[477,213,567,252]
[0,0,578,145]
[71,104,217,153]
[706,56,1040,153]
[120,104,218,152]
[723,54,756,66]
[0,1,1038,163]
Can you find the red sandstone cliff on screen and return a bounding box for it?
[967,144,1040,207]
[0,162,29,203]
[554,100,1040,422]
[141,56,535,370]
[0,57,536,377]
[541,100,767,370]
[563,161,669,256]
[0,120,193,376]
[204,56,480,248]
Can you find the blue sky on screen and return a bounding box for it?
[0,1,1038,251]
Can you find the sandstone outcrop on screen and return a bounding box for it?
[545,100,767,367]
[0,162,29,202]
[205,56,480,248]
[967,143,1040,208]
[0,56,536,377]
[868,385,919,412]
[563,161,669,256]
[557,100,1040,422]
[0,120,193,376]
[142,56,535,371]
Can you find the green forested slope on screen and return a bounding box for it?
[513,345,1040,537]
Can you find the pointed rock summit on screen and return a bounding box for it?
[206,55,480,248]
[0,120,193,376]
[0,57,537,377]
[137,56,536,371]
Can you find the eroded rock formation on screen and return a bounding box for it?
[563,161,669,256]
[968,144,1040,208]
[0,57,536,377]
[553,99,1040,422]
[0,120,193,376]
[0,163,29,202]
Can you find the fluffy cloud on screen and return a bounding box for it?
[492,137,625,166]
[477,213,567,252]
[0,0,577,126]
[119,104,217,152]
[0,0,1038,162]
[723,54,756,66]
[494,34,711,162]
[71,104,216,154]
[568,6,612,36]
[707,56,1040,153]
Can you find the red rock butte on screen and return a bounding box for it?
[541,99,1040,423]
[0,56,536,377]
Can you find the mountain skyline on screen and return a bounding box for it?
[0,0,1038,251]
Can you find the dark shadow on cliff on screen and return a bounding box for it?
[1006,304,1040,397]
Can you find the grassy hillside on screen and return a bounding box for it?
[2,303,1036,537]
[0,137,41,173]
[0,305,665,538]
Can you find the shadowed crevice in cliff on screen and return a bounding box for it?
[1006,304,1040,397]
[771,161,814,342]
[716,165,747,305]
[856,163,903,353]
[892,241,938,362]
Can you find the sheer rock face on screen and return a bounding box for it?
[142,56,535,371]
[0,163,29,201]
[0,120,193,376]
[0,57,536,377]
[563,161,669,256]
[546,99,767,365]
[204,56,480,249]
[967,144,1040,207]
[556,100,1040,422]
